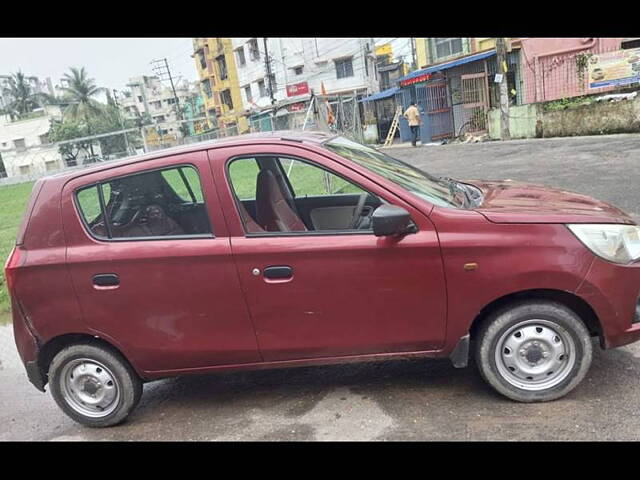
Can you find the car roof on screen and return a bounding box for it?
[44,130,338,184]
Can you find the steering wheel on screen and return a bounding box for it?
[349,192,368,229]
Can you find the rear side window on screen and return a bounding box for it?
[75,165,213,240]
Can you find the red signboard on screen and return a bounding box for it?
[286,81,310,97]
[288,102,306,112]
[399,73,434,87]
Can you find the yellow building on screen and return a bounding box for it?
[415,38,515,70]
[192,38,248,134]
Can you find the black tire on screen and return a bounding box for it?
[475,300,593,402]
[48,343,143,427]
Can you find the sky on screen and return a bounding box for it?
[0,37,413,98]
[0,38,198,97]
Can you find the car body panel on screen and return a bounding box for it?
[59,151,261,372]
[210,144,448,361]
[468,179,636,225]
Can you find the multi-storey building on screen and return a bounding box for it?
[119,75,197,141]
[192,38,246,134]
[193,38,380,133]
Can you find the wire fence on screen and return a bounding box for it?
[0,94,368,187]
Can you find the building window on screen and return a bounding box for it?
[201,79,212,98]
[335,57,354,79]
[19,165,31,175]
[14,138,26,152]
[433,38,464,60]
[248,38,260,61]
[216,55,228,80]
[257,79,267,97]
[45,160,58,171]
[294,66,303,75]
[137,96,143,103]
[155,115,166,122]
[39,134,51,145]
[221,89,233,110]
[236,47,246,67]
[244,85,253,103]
[198,51,207,70]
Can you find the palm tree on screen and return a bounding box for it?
[59,67,105,158]
[1,71,47,119]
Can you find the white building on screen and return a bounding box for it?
[0,105,64,178]
[119,75,198,138]
[231,38,379,115]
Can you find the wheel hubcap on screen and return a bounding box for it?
[495,320,576,391]
[60,359,120,418]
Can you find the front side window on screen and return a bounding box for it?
[75,165,212,240]
[323,136,462,208]
[227,155,382,235]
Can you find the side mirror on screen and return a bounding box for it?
[372,204,417,237]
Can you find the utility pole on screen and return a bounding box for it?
[496,38,511,140]
[151,58,184,134]
[410,37,417,71]
[112,89,131,155]
[263,38,276,106]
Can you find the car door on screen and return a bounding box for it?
[211,144,447,362]
[62,150,261,374]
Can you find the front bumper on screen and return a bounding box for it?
[577,256,640,349]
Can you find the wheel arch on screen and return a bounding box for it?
[468,289,603,348]
[38,333,145,387]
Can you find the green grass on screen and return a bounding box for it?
[0,160,363,323]
[0,181,35,318]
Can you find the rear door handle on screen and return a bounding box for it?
[92,273,120,287]
[263,266,293,279]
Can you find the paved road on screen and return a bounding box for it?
[3,133,640,441]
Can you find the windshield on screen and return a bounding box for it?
[323,136,463,208]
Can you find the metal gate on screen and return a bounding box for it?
[460,72,489,133]
[395,89,412,143]
[424,80,453,140]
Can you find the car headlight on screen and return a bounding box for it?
[567,224,640,264]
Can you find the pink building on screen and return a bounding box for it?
[519,38,624,103]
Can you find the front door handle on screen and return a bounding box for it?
[92,273,120,288]
[263,266,293,279]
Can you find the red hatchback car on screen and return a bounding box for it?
[6,131,640,427]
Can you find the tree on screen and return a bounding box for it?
[1,71,48,119]
[48,118,92,166]
[59,67,105,157]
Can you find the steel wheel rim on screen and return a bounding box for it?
[495,319,576,391]
[59,358,120,418]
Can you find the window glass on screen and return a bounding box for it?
[228,158,259,200]
[324,136,462,208]
[76,165,211,240]
[227,156,381,235]
[161,167,203,202]
[279,158,363,197]
[77,185,102,224]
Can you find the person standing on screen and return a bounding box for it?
[404,102,421,147]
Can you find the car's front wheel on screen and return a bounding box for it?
[475,300,593,402]
[48,343,143,427]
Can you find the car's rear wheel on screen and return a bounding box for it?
[475,300,593,402]
[49,344,143,427]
